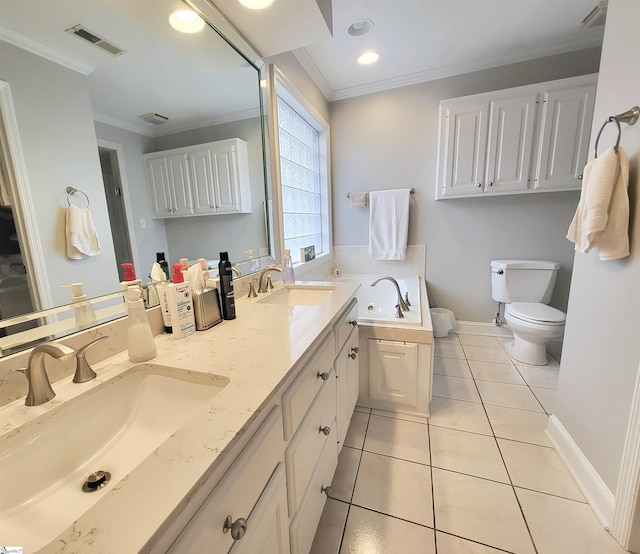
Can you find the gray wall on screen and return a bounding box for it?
[329,48,602,322]
[555,0,640,493]
[0,41,119,306]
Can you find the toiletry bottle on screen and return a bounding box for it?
[218,252,236,320]
[246,249,261,273]
[156,252,169,281]
[167,263,196,338]
[61,283,97,329]
[156,281,172,334]
[120,262,142,291]
[126,286,157,362]
[283,249,295,284]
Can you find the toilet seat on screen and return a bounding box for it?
[506,302,565,326]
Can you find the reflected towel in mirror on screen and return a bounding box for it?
[66,204,100,259]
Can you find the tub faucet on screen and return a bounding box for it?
[20,341,76,406]
[370,276,410,312]
[258,266,284,293]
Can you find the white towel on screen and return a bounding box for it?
[349,192,368,208]
[368,189,411,260]
[66,204,100,259]
[567,146,630,261]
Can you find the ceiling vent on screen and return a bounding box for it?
[579,1,608,28]
[65,25,126,56]
[139,112,170,125]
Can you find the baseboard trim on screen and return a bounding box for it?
[454,320,513,338]
[547,415,615,529]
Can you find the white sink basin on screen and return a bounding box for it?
[0,363,228,552]
[257,285,337,306]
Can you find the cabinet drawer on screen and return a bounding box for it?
[289,424,339,554]
[286,373,337,515]
[168,406,283,554]
[334,300,358,353]
[282,333,335,441]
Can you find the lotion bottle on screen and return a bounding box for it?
[127,286,157,362]
[168,263,196,338]
[218,252,236,320]
[61,283,97,329]
[283,249,295,284]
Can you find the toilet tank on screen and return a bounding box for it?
[491,260,559,303]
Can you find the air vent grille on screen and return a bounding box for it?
[579,1,608,28]
[139,112,170,125]
[65,25,126,56]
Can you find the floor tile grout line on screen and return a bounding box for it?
[512,484,588,505]
[436,529,519,554]
[348,502,436,532]
[426,420,438,553]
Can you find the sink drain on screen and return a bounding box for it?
[367,304,375,312]
[82,470,111,492]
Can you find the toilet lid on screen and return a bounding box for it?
[507,302,566,325]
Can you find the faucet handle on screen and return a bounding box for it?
[73,336,107,383]
[247,280,258,298]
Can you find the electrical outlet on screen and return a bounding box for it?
[140,218,146,229]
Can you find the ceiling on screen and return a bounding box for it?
[221,0,606,101]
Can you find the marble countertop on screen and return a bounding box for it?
[1,281,359,553]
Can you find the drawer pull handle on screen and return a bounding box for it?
[348,320,358,327]
[223,515,248,540]
[317,371,330,381]
[319,425,331,436]
[321,485,333,498]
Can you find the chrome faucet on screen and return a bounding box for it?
[21,341,76,406]
[258,266,284,293]
[370,276,410,314]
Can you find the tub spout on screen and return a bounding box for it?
[370,276,409,312]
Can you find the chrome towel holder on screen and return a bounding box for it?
[346,187,415,199]
[66,186,90,208]
[594,105,639,158]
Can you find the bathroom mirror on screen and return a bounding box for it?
[0,0,273,354]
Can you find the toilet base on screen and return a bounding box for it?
[506,337,548,366]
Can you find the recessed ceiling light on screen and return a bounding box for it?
[168,9,205,33]
[238,0,275,9]
[358,51,379,65]
[347,19,374,37]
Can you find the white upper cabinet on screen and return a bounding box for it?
[146,138,251,218]
[436,74,597,199]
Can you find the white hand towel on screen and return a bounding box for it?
[567,146,629,260]
[368,188,411,260]
[66,204,100,259]
[349,192,368,208]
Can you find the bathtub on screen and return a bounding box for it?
[331,274,422,326]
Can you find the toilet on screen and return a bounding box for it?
[490,260,566,366]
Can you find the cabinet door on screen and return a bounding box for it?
[485,94,538,193]
[336,328,360,450]
[165,153,193,216]
[534,83,596,190]
[147,157,173,217]
[368,340,418,408]
[211,143,240,213]
[229,464,290,554]
[190,147,218,214]
[439,101,489,197]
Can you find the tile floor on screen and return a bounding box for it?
[310,333,627,553]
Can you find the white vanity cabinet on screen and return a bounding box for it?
[146,138,251,218]
[334,300,359,450]
[436,74,596,199]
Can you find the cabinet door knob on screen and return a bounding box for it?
[321,485,333,497]
[317,371,329,381]
[476,183,482,188]
[348,352,357,360]
[578,174,583,180]
[488,181,493,187]
[319,425,331,436]
[351,346,359,354]
[223,515,248,540]
[349,320,358,327]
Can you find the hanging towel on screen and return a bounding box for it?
[567,146,630,261]
[349,192,368,208]
[368,188,411,260]
[66,204,100,259]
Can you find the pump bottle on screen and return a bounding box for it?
[283,249,295,284]
[61,283,97,329]
[167,263,196,338]
[127,286,157,362]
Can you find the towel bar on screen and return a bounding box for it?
[594,106,639,158]
[346,187,415,199]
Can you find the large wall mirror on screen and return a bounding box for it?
[0,0,273,354]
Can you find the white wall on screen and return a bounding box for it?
[555,0,640,493]
[1,41,119,306]
[330,48,601,322]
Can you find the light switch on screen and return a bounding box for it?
[140,219,146,229]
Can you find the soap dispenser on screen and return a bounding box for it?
[283,249,295,284]
[120,262,142,291]
[245,249,261,273]
[61,283,97,329]
[126,286,157,362]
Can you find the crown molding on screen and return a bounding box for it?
[291,48,334,100]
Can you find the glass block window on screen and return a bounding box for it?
[277,97,324,264]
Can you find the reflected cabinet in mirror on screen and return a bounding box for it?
[0,0,273,354]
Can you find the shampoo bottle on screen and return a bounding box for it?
[62,283,97,329]
[283,249,295,284]
[127,286,157,362]
[218,252,236,320]
[168,263,196,339]
[156,252,169,281]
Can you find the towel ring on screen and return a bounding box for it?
[66,186,89,208]
[594,106,640,158]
